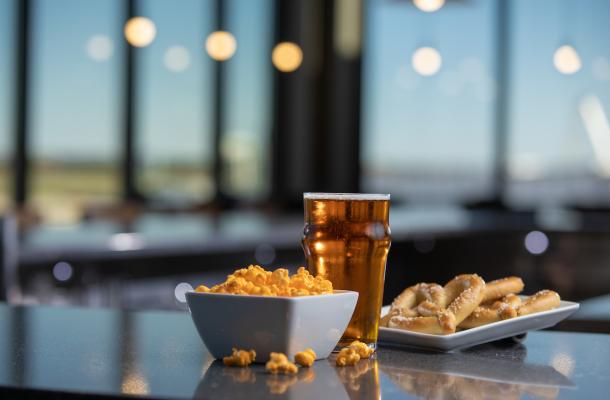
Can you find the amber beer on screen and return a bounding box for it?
[302,193,391,349]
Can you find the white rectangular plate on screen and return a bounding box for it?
[379,300,579,352]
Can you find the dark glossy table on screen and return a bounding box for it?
[0,303,608,399]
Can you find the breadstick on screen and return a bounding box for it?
[461,291,560,329]
[388,285,418,313]
[517,290,560,316]
[489,293,522,309]
[482,277,524,303]
[388,315,448,335]
[460,294,521,329]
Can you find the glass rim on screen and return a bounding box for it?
[303,192,390,201]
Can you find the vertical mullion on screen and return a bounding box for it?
[123,0,140,201]
[14,0,31,207]
[212,0,227,205]
[270,0,284,204]
[491,0,510,204]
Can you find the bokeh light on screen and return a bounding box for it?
[174,282,193,303]
[164,46,191,72]
[254,243,276,265]
[124,17,157,48]
[413,0,445,13]
[86,35,113,62]
[53,261,74,282]
[205,31,237,61]
[412,47,442,76]
[272,42,303,73]
[524,231,549,255]
[553,45,581,75]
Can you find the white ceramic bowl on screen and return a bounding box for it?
[186,290,358,362]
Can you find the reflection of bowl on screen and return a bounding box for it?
[186,290,358,362]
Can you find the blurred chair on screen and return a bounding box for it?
[0,214,20,302]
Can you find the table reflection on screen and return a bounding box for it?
[378,343,574,400]
[194,357,381,400]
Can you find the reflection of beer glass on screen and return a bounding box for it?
[336,359,381,400]
[302,193,391,349]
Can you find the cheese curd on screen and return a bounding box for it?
[294,348,316,367]
[223,348,256,367]
[348,340,374,359]
[266,352,299,374]
[336,348,360,366]
[195,265,333,296]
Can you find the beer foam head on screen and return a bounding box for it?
[303,193,390,201]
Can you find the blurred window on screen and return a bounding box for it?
[29,0,122,223]
[10,0,274,224]
[135,0,215,205]
[507,0,610,207]
[361,0,496,203]
[221,0,273,200]
[0,0,16,213]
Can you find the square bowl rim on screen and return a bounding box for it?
[186,289,358,302]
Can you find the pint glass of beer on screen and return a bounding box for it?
[302,193,391,349]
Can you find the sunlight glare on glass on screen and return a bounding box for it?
[579,95,610,177]
[164,46,191,72]
[413,0,445,12]
[205,31,237,61]
[86,35,113,62]
[553,45,581,75]
[272,42,303,72]
[124,17,157,48]
[412,47,442,76]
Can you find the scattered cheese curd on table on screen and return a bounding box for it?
[223,348,256,367]
[266,352,299,374]
[336,340,374,367]
[348,340,374,358]
[195,265,333,296]
[294,349,316,367]
[336,348,360,366]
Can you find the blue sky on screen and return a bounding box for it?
[0,0,271,166]
[509,0,610,176]
[363,0,610,179]
[1,0,609,180]
[30,0,123,162]
[363,0,495,172]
